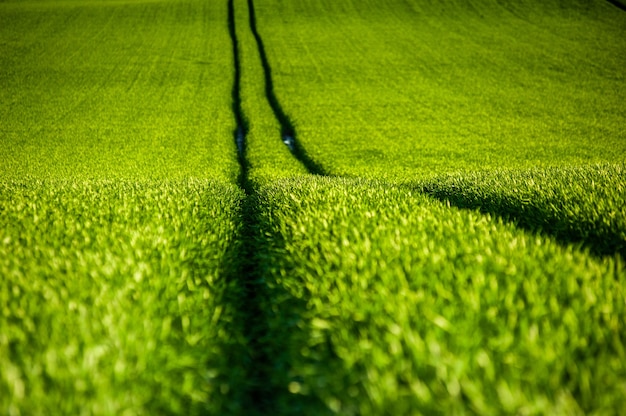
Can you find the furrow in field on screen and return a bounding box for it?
[246,0,326,176]
[227,0,275,411]
[226,0,336,411]
[233,0,308,182]
[228,0,248,167]
[227,1,311,413]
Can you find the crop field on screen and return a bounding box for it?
[1,0,625,415]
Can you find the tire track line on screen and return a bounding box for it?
[246,0,327,176]
[227,1,291,413]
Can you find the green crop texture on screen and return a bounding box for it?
[256,0,626,180]
[2,0,626,414]
[249,177,625,414]
[1,0,247,414]
[243,0,626,414]
[421,163,626,258]
[0,0,238,181]
[0,179,245,414]
[231,0,307,183]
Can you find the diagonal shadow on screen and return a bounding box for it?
[606,0,626,12]
[418,182,625,261]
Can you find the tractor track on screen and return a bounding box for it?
[227,0,279,413]
[227,0,317,413]
[246,0,326,175]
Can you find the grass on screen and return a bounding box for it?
[256,0,626,180]
[249,177,626,415]
[0,0,238,181]
[0,0,248,413]
[421,163,626,259]
[2,0,626,414]
[0,178,246,414]
[231,0,308,183]
[243,0,626,413]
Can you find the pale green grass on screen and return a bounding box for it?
[0,0,238,181]
[0,1,246,413]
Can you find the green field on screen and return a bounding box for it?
[2,0,625,414]
[257,0,626,179]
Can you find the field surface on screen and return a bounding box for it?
[257,0,626,179]
[1,0,625,414]
[1,0,245,413]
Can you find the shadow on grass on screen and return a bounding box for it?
[219,3,330,413]
[227,188,331,415]
[606,0,626,12]
[213,177,330,415]
[418,182,625,261]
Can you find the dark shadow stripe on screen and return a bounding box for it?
[419,184,625,260]
[247,0,327,176]
[227,1,279,413]
[226,2,327,414]
[227,0,248,179]
[606,0,626,12]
